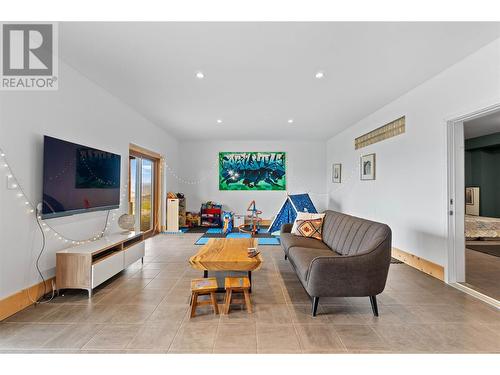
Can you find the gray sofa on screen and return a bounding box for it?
[280,210,392,317]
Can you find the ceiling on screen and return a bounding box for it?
[59,22,500,141]
[465,110,500,139]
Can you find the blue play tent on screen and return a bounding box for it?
[268,193,318,233]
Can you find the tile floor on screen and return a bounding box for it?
[465,248,500,300]
[1,233,499,353]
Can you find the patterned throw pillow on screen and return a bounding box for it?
[294,218,323,240]
[291,212,325,234]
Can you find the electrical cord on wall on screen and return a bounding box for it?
[28,208,111,304]
[27,211,55,304]
[101,210,111,238]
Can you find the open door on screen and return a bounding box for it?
[129,145,161,238]
[447,104,500,307]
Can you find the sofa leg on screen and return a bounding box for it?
[369,296,379,317]
[311,296,319,317]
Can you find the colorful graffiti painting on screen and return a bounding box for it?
[219,152,286,191]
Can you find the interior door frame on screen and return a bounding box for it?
[129,144,162,238]
[446,103,500,284]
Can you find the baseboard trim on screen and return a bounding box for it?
[391,247,444,281]
[0,277,55,321]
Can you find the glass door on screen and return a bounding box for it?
[129,153,157,236]
[129,156,137,217]
[140,158,154,232]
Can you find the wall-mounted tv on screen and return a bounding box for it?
[42,136,121,219]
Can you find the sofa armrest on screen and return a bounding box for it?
[306,235,391,297]
[281,223,293,233]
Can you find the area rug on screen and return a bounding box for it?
[194,237,211,245]
[194,233,401,250]
[162,227,190,234]
[194,226,281,246]
[206,228,223,234]
[180,228,402,251]
[226,233,251,239]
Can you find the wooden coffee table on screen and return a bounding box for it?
[189,238,263,291]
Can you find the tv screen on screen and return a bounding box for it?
[42,136,121,219]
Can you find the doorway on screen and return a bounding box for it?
[447,104,500,306]
[462,111,500,301]
[129,145,161,238]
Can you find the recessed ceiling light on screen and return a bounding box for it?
[288,119,294,124]
[196,71,204,79]
[315,71,324,79]
[217,119,223,124]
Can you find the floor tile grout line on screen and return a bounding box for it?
[211,317,221,354]
[162,316,183,353]
[331,325,349,353]
[5,236,500,353]
[164,258,205,353]
[69,323,107,351]
[273,249,306,353]
[277,246,352,353]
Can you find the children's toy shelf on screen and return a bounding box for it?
[200,203,222,227]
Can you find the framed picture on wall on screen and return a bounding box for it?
[218,152,286,190]
[360,153,376,180]
[332,163,341,183]
[465,187,474,205]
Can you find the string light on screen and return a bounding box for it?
[1,145,360,244]
[0,147,128,246]
[80,156,117,186]
[162,152,359,196]
[164,161,217,185]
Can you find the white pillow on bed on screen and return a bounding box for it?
[291,212,325,235]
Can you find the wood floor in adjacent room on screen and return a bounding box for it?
[465,248,500,301]
[1,234,499,354]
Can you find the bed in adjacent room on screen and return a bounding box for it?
[465,214,500,241]
[465,215,500,257]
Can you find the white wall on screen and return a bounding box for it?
[0,61,179,299]
[179,140,327,219]
[2,37,499,300]
[326,38,500,271]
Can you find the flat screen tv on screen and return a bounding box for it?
[42,136,121,219]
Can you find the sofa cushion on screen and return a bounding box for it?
[288,247,339,282]
[291,212,325,235]
[321,210,391,256]
[280,233,331,255]
[294,218,324,240]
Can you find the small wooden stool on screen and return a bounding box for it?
[223,277,252,314]
[190,277,219,318]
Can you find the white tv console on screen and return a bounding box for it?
[56,231,145,298]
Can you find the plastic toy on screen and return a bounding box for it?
[238,200,263,235]
[222,211,234,235]
[186,212,201,227]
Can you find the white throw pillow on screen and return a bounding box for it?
[291,212,325,235]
